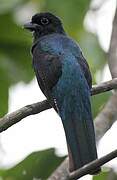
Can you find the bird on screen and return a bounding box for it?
[24,12,101,174]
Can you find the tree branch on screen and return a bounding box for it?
[108,7,117,78]
[0,100,51,133]
[91,78,117,95]
[0,78,117,133]
[69,149,117,180]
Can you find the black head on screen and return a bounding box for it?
[24,12,65,39]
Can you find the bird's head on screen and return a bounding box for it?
[24,12,65,39]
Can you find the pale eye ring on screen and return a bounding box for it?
[41,17,49,25]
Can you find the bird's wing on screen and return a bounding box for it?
[32,45,62,109]
[76,54,92,89]
[65,36,92,89]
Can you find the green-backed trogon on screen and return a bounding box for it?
[24,12,101,174]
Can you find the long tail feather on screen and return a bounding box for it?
[62,113,101,174]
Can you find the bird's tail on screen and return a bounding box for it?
[62,116,101,174]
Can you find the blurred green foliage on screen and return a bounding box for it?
[91,91,111,117]
[0,0,112,179]
[0,12,33,116]
[0,148,65,180]
[93,171,109,180]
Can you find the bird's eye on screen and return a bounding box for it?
[41,17,49,25]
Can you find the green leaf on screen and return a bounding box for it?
[0,148,65,180]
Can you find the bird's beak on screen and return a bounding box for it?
[24,22,39,31]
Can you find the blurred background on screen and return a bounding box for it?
[0,0,117,179]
